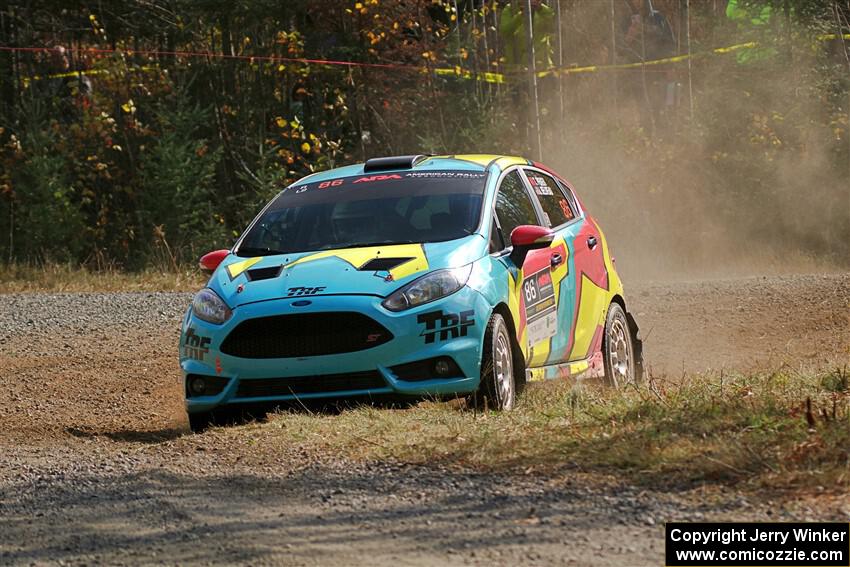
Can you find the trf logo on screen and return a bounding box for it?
[417,310,475,344]
[183,327,211,361]
[287,286,327,297]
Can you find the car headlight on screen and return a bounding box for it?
[192,288,232,324]
[382,264,472,312]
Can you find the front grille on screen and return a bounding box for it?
[220,312,393,359]
[235,371,387,398]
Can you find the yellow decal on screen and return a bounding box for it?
[506,269,528,360]
[527,238,569,367]
[410,154,527,170]
[568,223,624,360]
[451,154,500,167]
[526,359,590,382]
[494,156,529,169]
[527,367,546,382]
[226,257,262,279]
[286,243,429,281]
[598,225,624,299]
[569,274,607,360]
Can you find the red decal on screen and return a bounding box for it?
[318,179,344,189]
[559,199,573,220]
[352,174,402,184]
[215,356,223,375]
[537,272,552,287]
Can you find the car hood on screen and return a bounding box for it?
[209,235,487,308]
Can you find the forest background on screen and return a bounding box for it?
[0,0,848,279]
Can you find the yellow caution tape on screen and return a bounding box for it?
[21,33,849,88]
[433,66,506,84]
[537,41,759,78]
[816,33,850,41]
[21,65,159,87]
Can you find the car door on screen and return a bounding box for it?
[556,179,610,363]
[517,167,582,367]
[492,168,565,367]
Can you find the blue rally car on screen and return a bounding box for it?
[181,154,641,429]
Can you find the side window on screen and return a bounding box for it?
[489,217,505,253]
[494,170,539,243]
[524,170,575,227]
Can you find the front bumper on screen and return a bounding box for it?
[180,287,491,413]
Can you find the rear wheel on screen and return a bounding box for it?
[475,313,516,411]
[602,302,636,388]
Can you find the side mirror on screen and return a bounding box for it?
[509,225,554,266]
[199,249,230,274]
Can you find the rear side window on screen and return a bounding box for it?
[524,170,575,227]
[495,170,539,242]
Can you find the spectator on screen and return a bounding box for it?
[37,45,93,120]
[498,0,555,70]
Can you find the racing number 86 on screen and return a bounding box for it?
[524,279,538,303]
[318,179,344,189]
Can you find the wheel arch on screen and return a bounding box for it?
[610,293,626,311]
[490,302,527,389]
[608,293,644,381]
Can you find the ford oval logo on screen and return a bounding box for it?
[291,300,312,307]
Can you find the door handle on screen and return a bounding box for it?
[550,253,563,267]
[587,235,598,249]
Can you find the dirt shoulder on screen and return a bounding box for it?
[0,274,848,565]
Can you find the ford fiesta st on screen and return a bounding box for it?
[180,154,642,429]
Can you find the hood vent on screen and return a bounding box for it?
[358,257,413,271]
[246,266,283,281]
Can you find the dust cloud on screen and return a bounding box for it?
[527,6,849,283]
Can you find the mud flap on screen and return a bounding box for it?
[626,311,644,382]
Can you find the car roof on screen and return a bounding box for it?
[297,154,533,186]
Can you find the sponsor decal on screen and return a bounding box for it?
[523,266,558,346]
[529,175,554,196]
[183,328,211,361]
[215,356,223,375]
[287,286,327,297]
[404,171,485,179]
[353,174,402,183]
[287,170,486,195]
[418,310,475,344]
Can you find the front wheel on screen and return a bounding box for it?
[602,303,637,388]
[188,411,214,433]
[475,313,517,411]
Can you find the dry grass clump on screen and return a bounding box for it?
[0,262,204,293]
[257,368,850,489]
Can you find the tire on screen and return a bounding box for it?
[602,302,637,388]
[475,313,517,411]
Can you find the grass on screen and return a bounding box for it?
[247,368,850,490]
[0,262,204,293]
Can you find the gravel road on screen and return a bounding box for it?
[1,273,848,565]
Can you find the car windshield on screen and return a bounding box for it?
[236,170,487,256]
